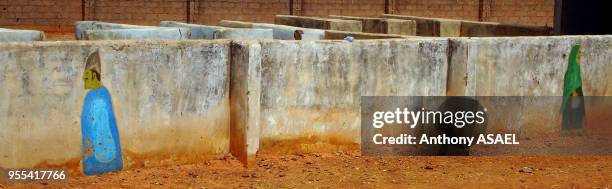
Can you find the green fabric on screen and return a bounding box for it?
[561,45,583,112]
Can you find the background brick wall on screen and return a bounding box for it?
[485,0,554,27]
[0,0,554,33]
[0,0,81,32]
[395,0,480,21]
[197,0,289,24]
[300,0,386,17]
[90,0,187,26]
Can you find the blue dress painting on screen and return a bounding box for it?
[81,86,123,175]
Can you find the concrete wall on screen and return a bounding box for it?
[160,21,273,40]
[216,29,273,40]
[219,20,325,40]
[1,35,611,169]
[448,36,611,96]
[82,28,191,40]
[460,21,552,37]
[329,15,417,36]
[254,39,448,154]
[229,41,262,168]
[161,21,225,39]
[324,30,409,40]
[275,15,363,32]
[75,21,154,40]
[382,14,461,37]
[383,14,552,37]
[448,35,612,136]
[0,40,230,172]
[0,28,45,42]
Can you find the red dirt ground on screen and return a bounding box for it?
[2,151,610,188]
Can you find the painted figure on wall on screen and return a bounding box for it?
[561,45,585,132]
[81,50,123,175]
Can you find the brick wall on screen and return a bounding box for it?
[0,0,80,32]
[485,0,554,27]
[395,0,480,21]
[0,0,554,33]
[90,0,187,26]
[196,0,289,24]
[300,0,386,17]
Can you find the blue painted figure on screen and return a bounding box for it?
[80,51,123,176]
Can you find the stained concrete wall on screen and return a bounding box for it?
[459,21,552,37]
[382,14,552,37]
[0,28,45,42]
[75,21,154,40]
[0,40,230,172]
[448,35,612,136]
[275,15,363,32]
[329,15,417,36]
[382,14,461,37]
[229,41,262,168]
[254,39,449,154]
[448,36,612,96]
[82,28,191,40]
[160,21,273,40]
[324,30,410,40]
[1,35,611,169]
[161,21,225,39]
[219,20,325,40]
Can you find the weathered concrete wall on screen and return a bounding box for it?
[0,28,45,42]
[329,15,417,36]
[448,36,612,96]
[75,21,154,40]
[161,21,225,39]
[382,14,552,37]
[459,21,552,37]
[324,30,409,40]
[82,28,191,40]
[160,21,273,40]
[219,20,325,40]
[448,35,612,136]
[255,39,448,153]
[217,29,273,40]
[0,40,230,173]
[229,41,262,168]
[275,15,363,32]
[382,14,461,37]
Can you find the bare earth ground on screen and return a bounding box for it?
[2,151,610,189]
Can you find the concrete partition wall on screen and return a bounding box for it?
[254,39,448,154]
[460,21,552,37]
[329,15,417,36]
[161,21,225,39]
[160,21,273,40]
[82,28,191,40]
[382,14,552,37]
[219,20,325,40]
[382,14,461,37]
[448,35,612,136]
[230,41,262,168]
[0,28,45,42]
[324,30,410,40]
[0,40,230,173]
[75,21,154,40]
[275,15,363,32]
